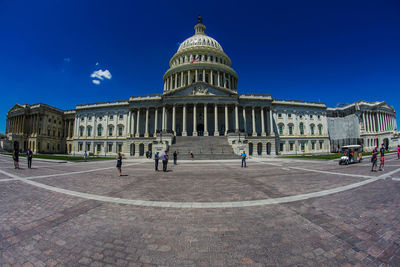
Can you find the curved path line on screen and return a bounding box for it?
[1,160,399,209]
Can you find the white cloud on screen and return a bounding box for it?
[90,69,112,81]
[95,62,99,66]
[92,80,101,85]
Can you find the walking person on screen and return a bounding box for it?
[116,152,122,176]
[371,146,378,172]
[154,152,159,171]
[162,150,169,172]
[397,145,400,160]
[189,151,194,160]
[241,150,247,168]
[173,151,178,165]
[83,150,88,161]
[379,144,385,171]
[26,147,33,169]
[13,148,19,169]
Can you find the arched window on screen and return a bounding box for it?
[108,126,113,136]
[118,125,124,136]
[288,124,294,135]
[87,127,92,136]
[310,124,315,135]
[318,124,323,135]
[299,123,304,135]
[278,123,284,135]
[79,126,84,137]
[97,125,103,136]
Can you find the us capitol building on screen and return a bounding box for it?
[4,17,398,157]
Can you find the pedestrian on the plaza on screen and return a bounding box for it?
[241,150,247,168]
[371,146,378,172]
[26,147,33,169]
[173,151,178,165]
[83,150,88,161]
[13,148,19,169]
[397,145,400,160]
[379,144,385,171]
[154,152,159,171]
[162,150,169,172]
[189,151,194,160]
[116,152,122,176]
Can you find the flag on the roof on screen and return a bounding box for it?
[190,56,200,63]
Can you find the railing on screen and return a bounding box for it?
[273,98,324,105]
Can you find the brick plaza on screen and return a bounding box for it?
[1,154,400,266]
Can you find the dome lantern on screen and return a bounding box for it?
[194,15,206,35]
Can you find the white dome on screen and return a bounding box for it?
[178,35,223,52]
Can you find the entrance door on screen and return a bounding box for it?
[197,123,204,136]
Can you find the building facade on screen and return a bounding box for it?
[327,101,397,151]
[5,17,397,156]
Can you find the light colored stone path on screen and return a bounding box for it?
[1,160,399,209]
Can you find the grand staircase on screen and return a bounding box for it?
[169,136,240,160]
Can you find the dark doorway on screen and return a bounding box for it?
[197,123,204,136]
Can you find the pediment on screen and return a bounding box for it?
[8,104,25,114]
[163,83,236,97]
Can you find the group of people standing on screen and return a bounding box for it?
[370,144,395,172]
[153,151,179,172]
[12,148,33,169]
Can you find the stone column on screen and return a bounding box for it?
[210,70,213,85]
[235,104,239,132]
[204,104,208,136]
[225,105,229,136]
[214,104,219,136]
[180,72,184,87]
[188,70,191,85]
[182,104,187,136]
[163,80,166,91]
[126,111,131,135]
[203,69,205,82]
[195,70,198,82]
[172,105,176,135]
[269,108,274,136]
[223,73,226,88]
[261,107,266,136]
[193,104,197,136]
[242,107,247,134]
[217,71,220,87]
[252,106,257,136]
[131,110,135,137]
[162,106,166,131]
[174,73,178,89]
[135,109,140,137]
[154,108,158,136]
[144,108,149,137]
[372,112,376,132]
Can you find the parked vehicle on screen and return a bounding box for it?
[339,145,363,165]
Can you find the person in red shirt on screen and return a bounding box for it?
[371,146,378,172]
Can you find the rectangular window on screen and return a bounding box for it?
[110,115,113,120]
[87,143,91,151]
[89,116,92,121]
[278,113,282,118]
[108,144,113,152]
[79,143,83,151]
[288,114,292,118]
[97,144,101,153]
[319,141,323,149]
[289,126,293,135]
[310,115,313,119]
[87,128,91,136]
[301,143,305,151]
[279,125,283,135]
[311,126,314,135]
[119,115,123,119]
[290,143,294,151]
[119,126,123,136]
[312,142,315,150]
[118,144,122,153]
[279,143,284,152]
[318,125,322,135]
[109,127,113,136]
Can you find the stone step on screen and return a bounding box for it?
[169,136,240,159]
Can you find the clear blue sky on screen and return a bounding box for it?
[1,0,399,133]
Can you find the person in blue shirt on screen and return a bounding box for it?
[241,150,247,168]
[162,151,169,172]
[154,152,159,171]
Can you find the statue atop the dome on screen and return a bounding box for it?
[198,15,202,24]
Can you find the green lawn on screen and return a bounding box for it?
[0,152,114,161]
